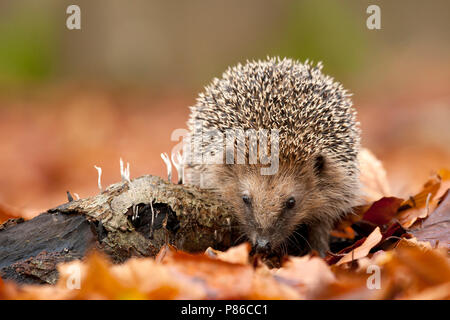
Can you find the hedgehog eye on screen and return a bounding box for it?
[242,195,251,206]
[314,155,326,174]
[285,197,296,209]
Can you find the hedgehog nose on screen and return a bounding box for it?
[254,238,271,254]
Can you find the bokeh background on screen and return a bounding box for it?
[0,0,449,217]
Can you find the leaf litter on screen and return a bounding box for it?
[1,163,449,300]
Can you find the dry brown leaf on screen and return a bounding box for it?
[56,252,146,300]
[13,251,212,300]
[108,257,207,299]
[397,203,439,229]
[407,282,450,300]
[399,174,441,209]
[410,190,450,249]
[358,148,391,203]
[396,174,442,228]
[330,226,356,239]
[395,237,433,250]
[313,268,385,300]
[362,197,404,226]
[249,268,303,299]
[161,248,254,299]
[382,242,450,299]
[274,255,335,298]
[438,169,450,180]
[205,242,251,265]
[336,227,383,265]
[436,169,450,197]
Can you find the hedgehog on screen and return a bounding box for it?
[183,57,360,258]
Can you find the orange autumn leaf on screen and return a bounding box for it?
[336,227,383,265]
[205,242,251,265]
[399,175,441,210]
[161,248,254,299]
[14,251,209,300]
[2,239,449,300]
[330,226,356,239]
[396,174,442,228]
[436,169,450,200]
[274,255,336,298]
[381,243,450,299]
[438,168,450,181]
[358,148,391,203]
[407,282,450,300]
[410,190,450,249]
[398,202,439,229]
[249,267,302,299]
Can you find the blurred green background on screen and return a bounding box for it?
[0,0,447,89]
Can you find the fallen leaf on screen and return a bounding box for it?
[399,174,441,210]
[408,282,450,300]
[362,197,404,226]
[274,255,335,298]
[330,226,356,239]
[382,243,450,299]
[162,248,254,299]
[410,190,450,250]
[396,175,442,228]
[249,269,303,299]
[57,251,144,300]
[336,227,383,266]
[437,168,450,181]
[205,242,251,265]
[436,168,450,199]
[374,222,409,251]
[313,268,385,300]
[358,148,391,203]
[326,237,367,265]
[395,237,433,250]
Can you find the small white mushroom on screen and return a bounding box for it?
[161,152,172,182]
[94,165,103,193]
[132,204,138,221]
[171,150,184,184]
[120,158,131,183]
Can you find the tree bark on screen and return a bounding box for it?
[0,175,241,285]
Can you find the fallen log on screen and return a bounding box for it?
[0,175,241,285]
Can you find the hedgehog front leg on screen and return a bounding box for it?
[307,222,332,257]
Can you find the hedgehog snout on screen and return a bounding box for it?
[252,237,271,254]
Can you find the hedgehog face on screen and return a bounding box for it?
[237,170,309,255]
[216,154,357,257]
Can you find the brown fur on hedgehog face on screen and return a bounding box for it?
[214,154,358,256]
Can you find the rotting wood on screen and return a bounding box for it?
[0,175,241,284]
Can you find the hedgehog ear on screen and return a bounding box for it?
[313,154,326,175]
